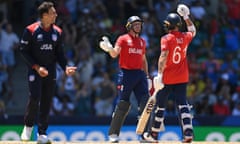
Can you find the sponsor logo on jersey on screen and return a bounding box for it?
[129,48,142,54]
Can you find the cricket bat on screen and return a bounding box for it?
[136,90,158,135]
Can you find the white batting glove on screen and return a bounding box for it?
[99,36,113,52]
[147,77,152,91]
[177,4,190,20]
[153,73,164,91]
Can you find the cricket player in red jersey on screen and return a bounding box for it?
[142,4,196,143]
[99,16,152,143]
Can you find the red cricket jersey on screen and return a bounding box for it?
[116,33,146,70]
[161,31,193,84]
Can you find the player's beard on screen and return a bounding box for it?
[133,29,141,36]
[133,26,142,35]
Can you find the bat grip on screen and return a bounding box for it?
[149,89,159,102]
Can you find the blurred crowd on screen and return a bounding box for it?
[0,0,240,117]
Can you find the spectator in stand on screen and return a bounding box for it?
[204,0,220,17]
[75,82,92,116]
[222,22,240,54]
[224,0,240,26]
[50,94,75,116]
[195,95,213,115]
[152,0,171,22]
[214,72,236,114]
[65,0,78,23]
[190,0,206,23]
[188,53,201,77]
[55,0,71,23]
[208,15,219,48]
[0,53,8,98]
[94,72,116,116]
[0,99,8,119]
[232,101,240,116]
[201,52,221,90]
[213,96,230,116]
[0,22,19,106]
[220,53,239,86]
[111,18,125,36]
[62,73,78,101]
[215,73,232,105]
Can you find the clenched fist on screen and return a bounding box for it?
[153,73,164,91]
[177,4,190,20]
[66,66,77,76]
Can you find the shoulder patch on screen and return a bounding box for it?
[165,33,175,41]
[53,24,62,34]
[27,22,40,34]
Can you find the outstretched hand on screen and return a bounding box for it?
[99,36,113,52]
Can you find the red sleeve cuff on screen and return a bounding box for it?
[32,64,39,70]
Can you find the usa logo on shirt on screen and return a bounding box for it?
[52,34,57,41]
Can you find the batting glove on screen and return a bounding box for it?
[177,4,190,20]
[99,36,113,52]
[153,73,164,91]
[147,77,152,91]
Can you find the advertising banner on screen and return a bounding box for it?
[0,125,239,142]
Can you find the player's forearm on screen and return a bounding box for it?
[158,51,168,74]
[142,56,149,77]
[185,18,196,36]
[109,46,120,58]
[108,49,118,58]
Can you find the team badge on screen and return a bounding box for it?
[37,34,43,41]
[127,39,132,46]
[52,34,57,41]
[29,75,35,82]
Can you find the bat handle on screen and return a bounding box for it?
[152,89,159,97]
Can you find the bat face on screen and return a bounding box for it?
[146,99,155,113]
[136,91,158,135]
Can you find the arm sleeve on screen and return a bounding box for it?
[19,28,37,68]
[161,35,168,51]
[186,32,194,42]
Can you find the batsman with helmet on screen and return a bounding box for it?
[99,16,152,143]
[142,4,196,143]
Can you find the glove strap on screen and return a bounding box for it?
[158,73,163,79]
[183,15,189,20]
